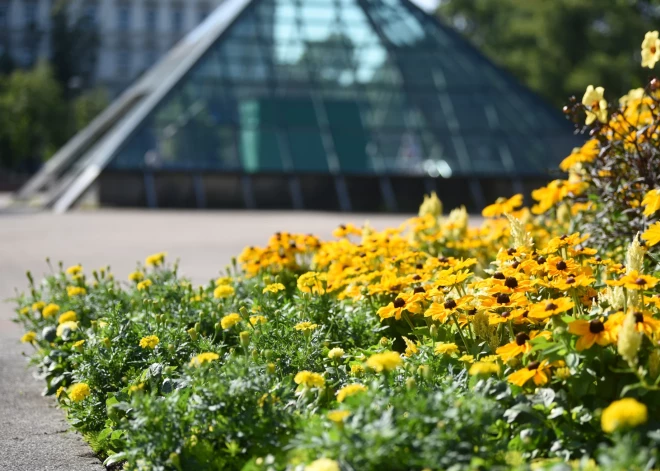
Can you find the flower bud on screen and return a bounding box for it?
[266,363,276,375]
[406,377,416,390]
[240,330,250,347]
[187,327,198,341]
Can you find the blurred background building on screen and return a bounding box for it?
[3,0,656,212]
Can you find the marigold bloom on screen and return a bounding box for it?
[642,221,660,247]
[68,383,91,402]
[642,31,660,68]
[249,315,267,326]
[42,303,60,318]
[294,321,318,332]
[294,370,325,388]
[21,331,37,343]
[297,272,327,294]
[221,313,242,329]
[582,85,608,125]
[336,383,367,402]
[31,301,46,311]
[568,318,614,351]
[507,360,551,387]
[366,351,402,373]
[434,342,459,356]
[58,310,77,324]
[601,398,648,433]
[328,347,345,360]
[305,458,340,471]
[145,252,166,267]
[67,286,87,297]
[56,321,79,337]
[128,271,144,282]
[189,352,220,367]
[469,362,500,376]
[66,264,83,275]
[263,283,285,294]
[139,335,160,349]
[213,285,235,299]
[327,410,351,424]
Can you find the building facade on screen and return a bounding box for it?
[0,0,225,91]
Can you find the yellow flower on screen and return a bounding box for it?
[567,318,614,351]
[481,194,523,218]
[73,339,86,351]
[189,352,220,367]
[56,386,65,398]
[128,271,144,282]
[305,458,340,471]
[434,342,459,356]
[221,313,242,329]
[58,311,77,324]
[294,370,325,388]
[459,354,475,363]
[66,264,83,275]
[294,321,318,332]
[42,303,60,318]
[21,331,37,343]
[56,321,79,337]
[642,221,660,247]
[328,347,345,360]
[68,383,91,402]
[327,410,351,424]
[139,335,160,349]
[469,362,500,376]
[336,383,367,402]
[507,360,551,387]
[350,364,364,376]
[213,285,235,299]
[582,85,608,125]
[642,189,660,217]
[215,276,232,286]
[609,271,659,291]
[366,351,402,373]
[31,301,46,311]
[249,315,267,326]
[559,140,599,172]
[145,252,166,267]
[528,297,574,319]
[137,279,152,291]
[642,31,660,68]
[67,286,87,297]
[297,272,327,295]
[601,398,648,433]
[263,283,286,294]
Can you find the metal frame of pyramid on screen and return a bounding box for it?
[16,0,577,213]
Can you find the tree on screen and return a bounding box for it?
[0,63,67,171]
[436,0,660,107]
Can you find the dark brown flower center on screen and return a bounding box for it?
[415,263,424,269]
[444,299,457,310]
[545,302,558,311]
[515,332,530,346]
[635,278,647,286]
[505,277,518,289]
[493,272,505,280]
[511,261,520,269]
[501,311,510,318]
[413,286,425,294]
[537,256,546,264]
[497,293,511,304]
[438,256,448,263]
[412,274,422,281]
[566,277,576,284]
[522,310,529,318]
[507,248,516,256]
[393,298,406,308]
[589,319,605,334]
[556,260,567,271]
[527,361,540,370]
[633,312,644,323]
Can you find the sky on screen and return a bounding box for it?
[411,0,439,11]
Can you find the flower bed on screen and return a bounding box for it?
[13,33,660,471]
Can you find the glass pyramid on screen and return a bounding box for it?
[108,0,577,182]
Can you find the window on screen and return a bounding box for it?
[24,0,38,26]
[117,3,131,32]
[171,4,183,32]
[145,4,157,31]
[117,48,131,71]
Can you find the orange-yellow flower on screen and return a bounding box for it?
[528,297,574,320]
[568,318,614,351]
[507,360,551,387]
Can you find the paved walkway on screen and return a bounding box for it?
[0,210,410,470]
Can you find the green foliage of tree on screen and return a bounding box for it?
[436,0,660,107]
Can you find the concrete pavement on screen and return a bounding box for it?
[0,210,411,470]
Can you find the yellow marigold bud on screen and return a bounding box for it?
[31,301,46,312]
[103,337,111,348]
[137,279,152,291]
[601,398,648,433]
[239,330,250,347]
[350,364,364,376]
[328,347,345,360]
[266,363,276,375]
[73,339,85,352]
[187,327,198,341]
[618,311,642,367]
[305,458,340,471]
[649,350,660,380]
[406,377,416,390]
[327,409,351,425]
[379,336,390,347]
[555,367,571,380]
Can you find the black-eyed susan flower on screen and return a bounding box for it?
[378,292,423,321]
[507,360,551,387]
[365,351,402,373]
[642,221,660,247]
[481,194,523,218]
[336,383,367,402]
[496,331,551,361]
[601,398,648,433]
[528,297,574,320]
[567,318,614,351]
[608,310,660,339]
[642,189,660,217]
[610,271,659,291]
[139,335,160,349]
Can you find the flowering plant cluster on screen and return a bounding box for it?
[13,32,660,471]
